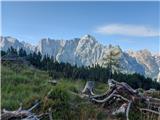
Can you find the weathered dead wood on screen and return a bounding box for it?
[148,97,160,103]
[112,103,127,115]
[22,114,39,120]
[91,86,116,100]
[90,79,138,101]
[113,94,130,102]
[1,110,31,120]
[82,79,160,120]
[48,107,53,120]
[82,81,95,96]
[126,101,132,120]
[37,113,49,119]
[91,90,117,103]
[1,101,40,120]
[108,79,137,95]
[140,108,160,115]
[48,80,57,85]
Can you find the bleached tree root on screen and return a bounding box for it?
[1,101,54,120]
[82,79,160,120]
[126,101,132,120]
[1,101,40,120]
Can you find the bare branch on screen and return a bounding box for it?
[126,101,132,120]
[140,108,160,115]
[91,90,117,103]
[48,107,53,120]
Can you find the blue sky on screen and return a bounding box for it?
[1,1,160,53]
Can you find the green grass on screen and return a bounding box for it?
[2,62,159,120]
[1,63,52,110]
[1,62,109,119]
[94,81,109,94]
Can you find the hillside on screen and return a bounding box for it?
[1,62,51,110]
[2,61,160,120]
[2,48,160,91]
[1,62,113,120]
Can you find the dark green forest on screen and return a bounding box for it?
[1,47,160,90]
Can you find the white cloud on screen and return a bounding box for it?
[96,24,160,37]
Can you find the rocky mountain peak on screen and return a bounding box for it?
[5,36,18,43]
[139,49,152,56]
[1,35,159,79]
[80,34,97,44]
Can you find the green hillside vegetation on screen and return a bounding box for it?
[2,62,112,119]
[1,47,160,90]
[1,62,51,110]
[3,62,158,120]
[1,47,160,119]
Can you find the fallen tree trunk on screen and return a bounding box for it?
[1,110,31,120]
[1,101,54,120]
[91,90,117,103]
[91,86,116,100]
[1,101,40,120]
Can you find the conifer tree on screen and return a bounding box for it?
[102,45,121,79]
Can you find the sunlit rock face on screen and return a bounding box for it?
[0,36,35,53]
[157,71,160,82]
[1,35,159,79]
[155,54,160,82]
[127,49,159,79]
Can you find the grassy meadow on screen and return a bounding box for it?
[1,62,112,120]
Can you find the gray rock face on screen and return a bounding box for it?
[0,35,159,79]
[120,52,145,75]
[0,36,35,53]
[128,49,159,79]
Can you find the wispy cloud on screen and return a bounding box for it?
[95,24,160,37]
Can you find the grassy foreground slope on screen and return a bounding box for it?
[2,62,112,120]
[1,62,52,109]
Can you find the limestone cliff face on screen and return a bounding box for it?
[1,35,159,79]
[0,36,35,53]
[128,49,159,79]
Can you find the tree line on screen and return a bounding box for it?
[1,47,160,90]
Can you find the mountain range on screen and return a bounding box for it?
[0,35,159,80]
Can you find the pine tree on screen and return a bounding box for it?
[7,46,18,55]
[1,50,6,56]
[102,45,121,79]
[19,48,27,57]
